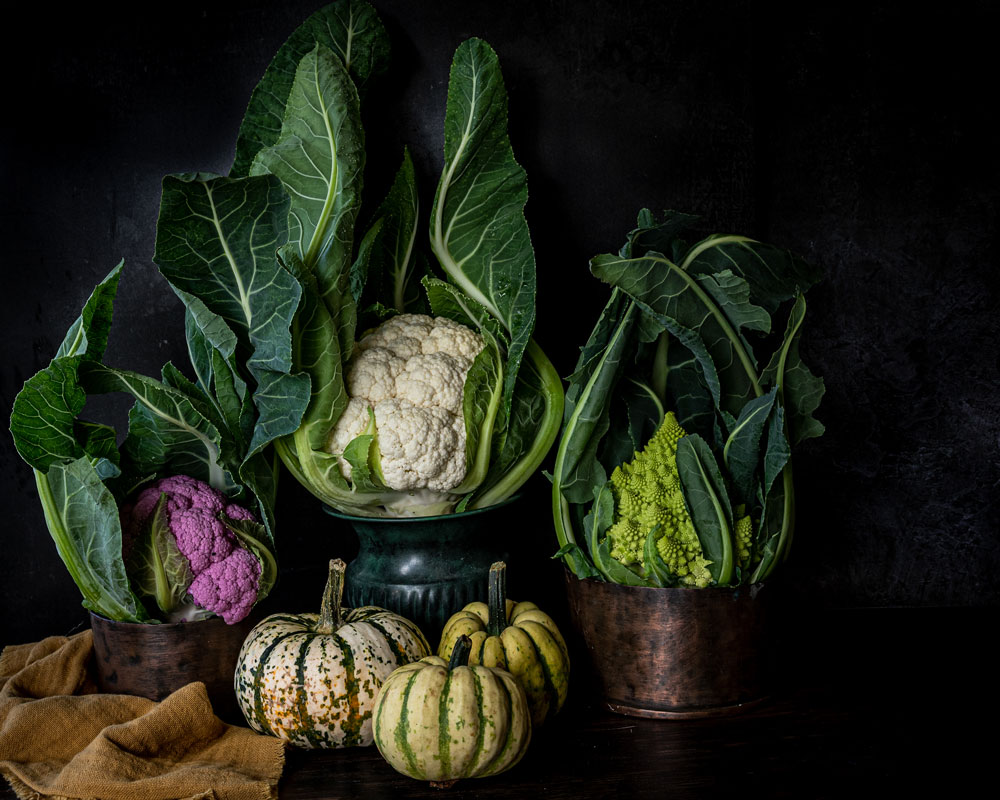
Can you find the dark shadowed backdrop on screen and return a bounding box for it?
[2,0,997,645]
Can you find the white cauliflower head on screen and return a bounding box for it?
[327,314,485,493]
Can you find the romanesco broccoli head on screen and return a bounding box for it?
[606,412,713,587]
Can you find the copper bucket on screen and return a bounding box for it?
[89,612,257,723]
[564,574,772,718]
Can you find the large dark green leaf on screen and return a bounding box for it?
[231,0,389,177]
[583,481,649,586]
[11,265,124,471]
[153,172,307,459]
[683,235,823,314]
[251,44,365,297]
[431,38,535,402]
[55,261,123,361]
[676,434,734,585]
[356,148,421,314]
[552,290,641,574]
[38,457,150,622]
[622,209,700,260]
[154,173,296,375]
[81,362,235,494]
[591,253,767,420]
[761,294,826,445]
[126,494,193,618]
[558,290,640,504]
[723,387,778,506]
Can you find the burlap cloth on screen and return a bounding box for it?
[0,631,284,800]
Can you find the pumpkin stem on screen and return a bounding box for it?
[317,559,347,634]
[486,560,509,637]
[448,634,473,670]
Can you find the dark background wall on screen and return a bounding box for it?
[2,1,997,646]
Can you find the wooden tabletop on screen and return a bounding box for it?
[1,608,990,798]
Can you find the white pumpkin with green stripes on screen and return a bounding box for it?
[373,635,532,785]
[234,559,431,748]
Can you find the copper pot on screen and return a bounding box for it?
[564,573,772,718]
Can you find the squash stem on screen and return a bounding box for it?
[317,559,347,634]
[486,561,509,637]
[448,634,473,670]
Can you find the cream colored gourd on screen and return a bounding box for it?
[437,561,570,725]
[373,635,532,786]
[234,559,430,748]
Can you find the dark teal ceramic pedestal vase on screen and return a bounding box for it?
[324,496,519,645]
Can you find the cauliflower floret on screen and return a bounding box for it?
[394,353,467,415]
[375,399,467,491]
[346,346,406,404]
[327,314,485,492]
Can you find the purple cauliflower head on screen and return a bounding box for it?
[121,475,267,624]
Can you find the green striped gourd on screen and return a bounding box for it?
[373,635,532,786]
[437,561,570,725]
[234,559,430,748]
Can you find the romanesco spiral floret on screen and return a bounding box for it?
[734,513,754,570]
[606,412,712,587]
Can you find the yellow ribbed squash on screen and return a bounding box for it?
[373,635,531,786]
[437,561,570,726]
[234,559,430,748]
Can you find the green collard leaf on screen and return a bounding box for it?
[622,209,700,260]
[423,277,507,343]
[251,44,365,298]
[643,525,679,588]
[431,38,536,399]
[552,543,601,580]
[238,450,280,544]
[471,342,557,508]
[455,339,504,495]
[584,482,649,586]
[56,262,123,361]
[350,217,383,305]
[12,265,126,471]
[751,477,790,583]
[73,421,120,469]
[697,269,771,339]
[676,434,734,585]
[591,253,764,422]
[11,358,88,471]
[177,290,240,396]
[762,403,791,496]
[127,493,193,618]
[154,173,297,378]
[37,457,150,622]
[278,247,349,453]
[641,308,724,435]
[552,291,639,569]
[761,294,826,445]
[272,247,380,513]
[597,378,663,485]
[361,148,421,313]
[338,407,386,492]
[154,172,307,459]
[723,388,778,506]
[232,0,389,177]
[81,362,235,494]
[682,236,823,315]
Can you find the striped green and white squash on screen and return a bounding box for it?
[373,635,532,785]
[234,559,430,748]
